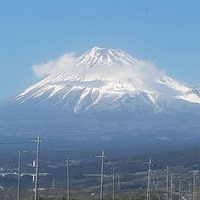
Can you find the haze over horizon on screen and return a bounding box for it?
[1,1,200,102]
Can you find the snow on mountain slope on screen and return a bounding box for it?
[77,47,138,68]
[13,47,200,114]
[2,47,200,139]
[179,86,200,103]
[155,75,190,93]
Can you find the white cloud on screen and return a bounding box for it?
[134,60,166,80]
[82,60,165,82]
[32,53,78,78]
[32,52,165,82]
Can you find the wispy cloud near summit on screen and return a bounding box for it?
[32,48,165,82]
[32,52,78,78]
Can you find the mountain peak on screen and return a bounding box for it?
[77,47,138,68]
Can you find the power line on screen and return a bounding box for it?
[0,141,28,145]
[41,139,69,156]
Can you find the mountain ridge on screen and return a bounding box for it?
[1,47,200,139]
[77,47,138,68]
[12,47,200,112]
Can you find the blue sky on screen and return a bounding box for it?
[1,0,200,102]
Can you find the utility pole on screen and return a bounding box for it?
[83,150,107,200]
[111,163,116,200]
[117,174,121,191]
[170,171,173,200]
[178,177,183,200]
[52,179,55,190]
[147,158,151,200]
[192,170,198,200]
[96,150,106,200]
[165,166,170,200]
[145,158,160,200]
[189,183,191,200]
[30,134,41,200]
[66,155,70,200]
[17,149,22,200]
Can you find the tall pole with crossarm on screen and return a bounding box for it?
[30,134,41,200]
[111,163,116,200]
[35,134,41,200]
[17,149,21,200]
[165,166,170,200]
[147,158,151,200]
[66,155,70,200]
[96,150,106,200]
[192,170,198,200]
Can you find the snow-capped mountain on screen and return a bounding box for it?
[13,47,200,112]
[77,47,138,67]
[1,47,200,139]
